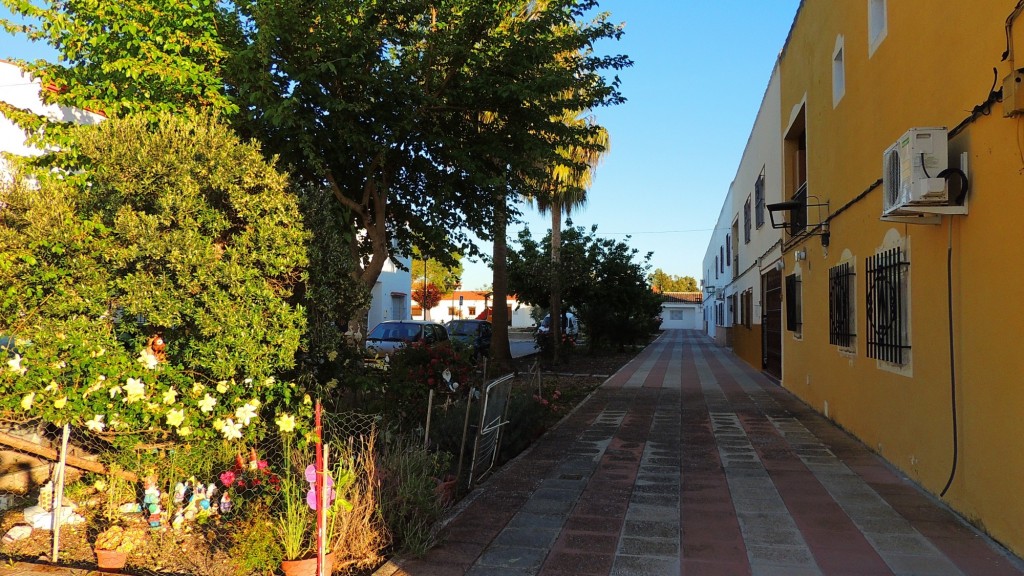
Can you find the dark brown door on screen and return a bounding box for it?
[762,269,782,380]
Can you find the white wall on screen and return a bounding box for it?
[728,64,785,324]
[423,292,536,328]
[0,61,104,166]
[703,186,733,339]
[660,303,703,330]
[367,253,412,331]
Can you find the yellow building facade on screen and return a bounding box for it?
[773,0,1024,556]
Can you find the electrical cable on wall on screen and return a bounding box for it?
[940,217,959,498]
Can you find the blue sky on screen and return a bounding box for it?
[0,2,803,290]
[460,1,803,289]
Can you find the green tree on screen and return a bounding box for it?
[509,223,661,352]
[0,113,310,444]
[0,0,235,122]
[410,247,463,294]
[218,0,629,314]
[649,268,699,292]
[530,110,609,363]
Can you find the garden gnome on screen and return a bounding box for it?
[219,492,232,514]
[148,502,162,529]
[173,481,186,505]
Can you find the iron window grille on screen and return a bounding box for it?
[726,235,731,264]
[743,290,753,329]
[744,197,752,244]
[829,262,856,347]
[755,170,765,228]
[785,273,802,332]
[866,246,910,363]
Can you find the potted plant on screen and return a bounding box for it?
[276,442,336,576]
[93,524,146,570]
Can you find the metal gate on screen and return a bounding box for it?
[762,268,782,380]
[468,373,514,486]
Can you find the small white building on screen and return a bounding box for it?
[659,292,704,330]
[366,254,413,331]
[415,290,536,328]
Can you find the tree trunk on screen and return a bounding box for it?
[489,192,513,375]
[550,206,562,364]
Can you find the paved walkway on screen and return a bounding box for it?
[379,330,1024,576]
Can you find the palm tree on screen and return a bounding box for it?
[532,110,609,362]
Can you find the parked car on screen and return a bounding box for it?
[536,312,580,338]
[364,320,450,368]
[447,319,492,359]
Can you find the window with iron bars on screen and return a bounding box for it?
[755,170,766,228]
[866,246,909,363]
[829,262,856,347]
[744,197,752,244]
[742,289,753,329]
[785,273,802,332]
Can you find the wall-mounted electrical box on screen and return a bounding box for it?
[1003,69,1024,117]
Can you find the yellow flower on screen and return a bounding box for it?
[212,418,225,431]
[85,414,105,432]
[93,479,107,492]
[216,381,229,394]
[137,348,158,369]
[235,403,257,427]
[20,392,35,411]
[198,394,217,413]
[303,394,312,406]
[220,418,243,440]
[124,378,145,403]
[275,413,296,433]
[53,396,67,409]
[162,387,178,405]
[178,426,192,437]
[191,382,204,396]
[90,347,105,358]
[165,408,185,428]
[43,380,57,392]
[7,354,27,376]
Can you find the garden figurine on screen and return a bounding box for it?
[218,492,232,514]
[171,507,184,531]
[173,481,186,505]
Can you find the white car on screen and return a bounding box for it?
[536,312,579,338]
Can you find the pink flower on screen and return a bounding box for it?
[257,459,268,470]
[220,470,236,486]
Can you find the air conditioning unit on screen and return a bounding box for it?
[882,127,949,216]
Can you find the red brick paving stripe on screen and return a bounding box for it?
[768,388,1024,576]
[541,390,655,575]
[679,337,750,575]
[640,333,677,389]
[603,332,669,389]
[701,345,893,576]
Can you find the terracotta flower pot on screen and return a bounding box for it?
[95,548,128,571]
[280,552,334,576]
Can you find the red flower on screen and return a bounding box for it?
[220,470,236,487]
[236,479,247,489]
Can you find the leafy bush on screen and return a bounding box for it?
[0,113,312,446]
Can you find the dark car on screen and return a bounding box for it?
[364,320,450,368]
[447,319,492,358]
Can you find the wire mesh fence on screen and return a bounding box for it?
[0,358,558,575]
[0,408,389,576]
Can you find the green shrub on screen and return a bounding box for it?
[0,113,313,447]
